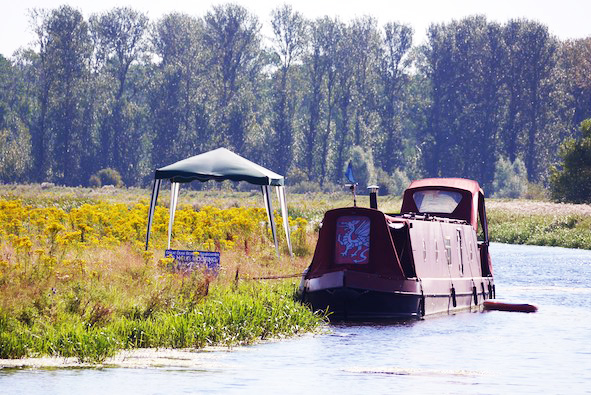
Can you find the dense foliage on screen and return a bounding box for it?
[549,120,591,203]
[1,5,590,199]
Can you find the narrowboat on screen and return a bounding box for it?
[299,178,495,320]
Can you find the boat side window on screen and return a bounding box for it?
[477,192,489,244]
[413,190,462,214]
[477,215,485,241]
[444,236,452,265]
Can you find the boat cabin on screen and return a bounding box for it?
[400,178,489,240]
[397,178,492,278]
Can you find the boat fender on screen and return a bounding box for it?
[418,296,425,317]
[472,286,478,305]
[451,287,457,307]
[481,283,486,301]
[492,284,496,299]
[419,279,426,317]
[488,283,493,299]
[483,300,538,313]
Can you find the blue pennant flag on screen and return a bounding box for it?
[345,161,356,184]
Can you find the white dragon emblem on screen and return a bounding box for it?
[337,217,370,263]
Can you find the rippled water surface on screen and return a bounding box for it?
[2,243,591,394]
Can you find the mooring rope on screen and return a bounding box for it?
[251,273,304,280]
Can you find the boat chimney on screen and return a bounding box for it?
[368,185,379,209]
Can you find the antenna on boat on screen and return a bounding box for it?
[345,161,358,207]
[346,183,358,207]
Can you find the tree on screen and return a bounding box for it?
[502,19,567,182]
[150,13,208,168]
[376,22,413,173]
[0,55,11,129]
[301,17,331,180]
[269,4,306,175]
[418,17,570,187]
[349,17,381,150]
[420,17,507,186]
[1,5,583,192]
[561,38,591,130]
[202,4,262,152]
[331,17,383,184]
[90,7,149,183]
[0,55,33,182]
[30,6,93,185]
[420,21,460,178]
[317,17,343,185]
[549,119,591,203]
[332,24,357,183]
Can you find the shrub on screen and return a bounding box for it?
[289,181,322,194]
[287,167,309,185]
[0,115,31,182]
[345,146,374,193]
[524,183,550,200]
[492,157,528,198]
[550,119,591,203]
[89,175,101,188]
[374,168,410,197]
[89,168,124,188]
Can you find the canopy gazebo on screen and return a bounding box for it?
[144,148,292,257]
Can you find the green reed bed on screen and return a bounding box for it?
[0,281,326,363]
[488,210,591,249]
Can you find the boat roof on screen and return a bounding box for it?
[405,178,482,195]
[401,178,484,230]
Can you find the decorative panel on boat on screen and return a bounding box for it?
[335,216,370,264]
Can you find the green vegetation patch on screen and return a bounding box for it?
[0,281,326,363]
[488,209,591,249]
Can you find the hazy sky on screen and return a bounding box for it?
[2,0,591,57]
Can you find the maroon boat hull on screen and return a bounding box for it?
[301,269,495,320]
[304,288,422,320]
[302,270,422,319]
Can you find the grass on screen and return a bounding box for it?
[0,281,324,363]
[488,209,591,249]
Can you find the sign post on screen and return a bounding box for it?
[164,249,221,273]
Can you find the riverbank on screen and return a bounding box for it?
[0,189,326,363]
[0,346,289,369]
[487,200,591,249]
[0,280,325,364]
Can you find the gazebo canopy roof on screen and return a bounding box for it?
[155,148,284,186]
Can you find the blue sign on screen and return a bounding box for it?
[164,249,220,273]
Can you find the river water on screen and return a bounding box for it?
[2,243,591,394]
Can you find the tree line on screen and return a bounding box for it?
[1,4,590,194]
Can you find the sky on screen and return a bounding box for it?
[1,0,591,57]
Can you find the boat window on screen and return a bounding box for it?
[413,190,462,214]
[444,236,452,265]
[456,229,464,276]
